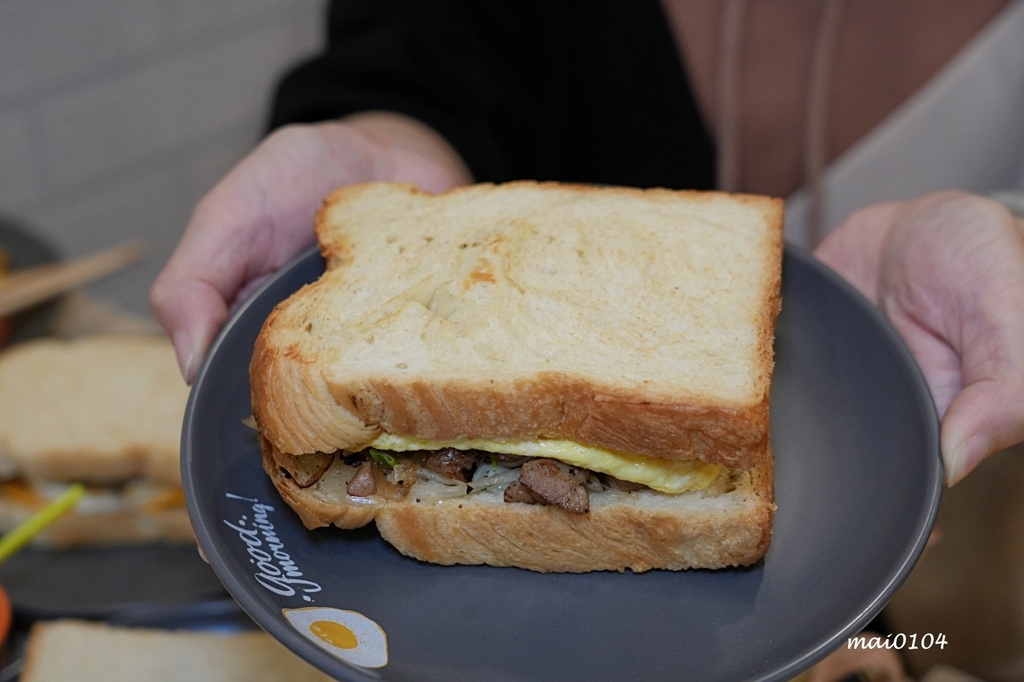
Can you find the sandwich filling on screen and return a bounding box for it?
[272,434,728,516]
[0,477,185,515]
[367,433,722,493]
[0,447,185,516]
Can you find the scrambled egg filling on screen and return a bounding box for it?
[367,433,722,494]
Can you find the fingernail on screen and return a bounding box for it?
[172,329,195,384]
[947,434,988,486]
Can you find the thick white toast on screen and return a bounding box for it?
[20,620,334,682]
[251,182,783,469]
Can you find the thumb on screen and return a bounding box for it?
[943,377,1024,485]
[151,276,230,384]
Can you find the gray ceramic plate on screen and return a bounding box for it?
[0,545,229,620]
[183,245,942,681]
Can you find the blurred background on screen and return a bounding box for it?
[0,0,327,316]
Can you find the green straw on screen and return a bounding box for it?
[0,483,85,564]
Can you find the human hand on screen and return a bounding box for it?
[815,191,1024,485]
[150,113,471,383]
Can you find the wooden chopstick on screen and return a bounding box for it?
[0,242,144,318]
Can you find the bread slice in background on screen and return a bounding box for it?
[20,620,333,682]
[251,181,784,468]
[0,335,193,546]
[0,335,187,485]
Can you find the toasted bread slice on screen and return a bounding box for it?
[251,182,783,469]
[20,620,334,682]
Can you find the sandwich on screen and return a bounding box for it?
[250,181,782,573]
[0,334,193,547]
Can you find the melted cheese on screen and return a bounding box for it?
[366,433,722,494]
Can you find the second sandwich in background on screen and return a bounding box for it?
[0,334,193,547]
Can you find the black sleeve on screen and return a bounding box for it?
[270,0,715,190]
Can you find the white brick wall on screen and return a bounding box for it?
[0,0,327,315]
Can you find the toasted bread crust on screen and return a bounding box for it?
[337,374,771,469]
[375,467,774,572]
[260,437,774,572]
[252,344,773,468]
[250,182,783,468]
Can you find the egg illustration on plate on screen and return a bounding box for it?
[283,606,388,668]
